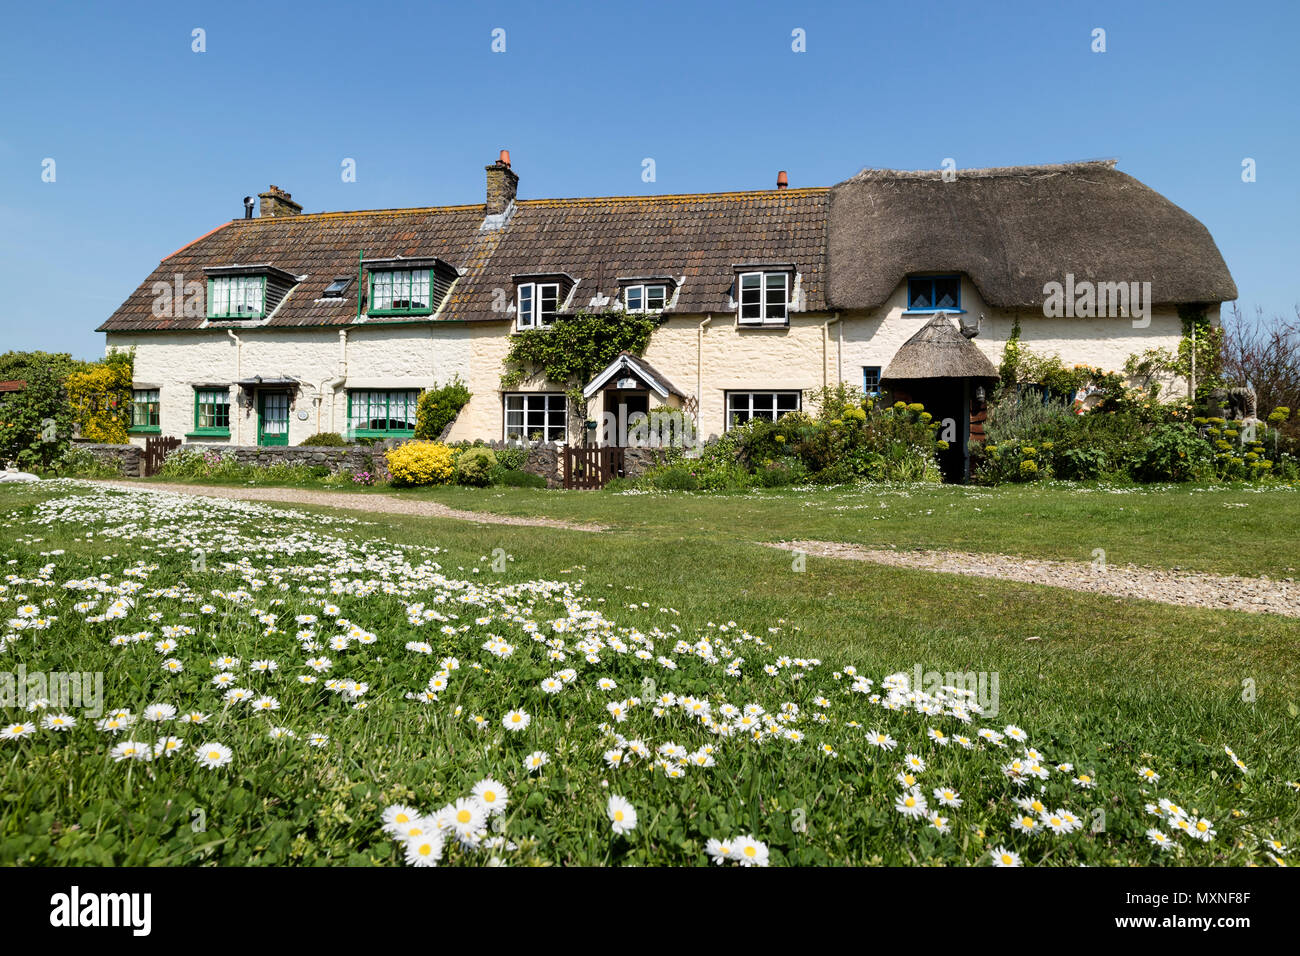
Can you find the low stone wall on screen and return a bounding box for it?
[186,442,395,480]
[78,443,144,478]
[74,439,663,488]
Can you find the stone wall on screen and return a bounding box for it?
[187,442,397,480]
[78,443,144,478]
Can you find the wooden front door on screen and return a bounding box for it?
[257,391,290,446]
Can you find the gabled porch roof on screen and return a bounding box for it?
[582,351,685,401]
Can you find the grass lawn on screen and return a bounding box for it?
[1,479,1297,866]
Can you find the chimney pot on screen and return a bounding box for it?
[776,170,789,190]
[498,148,511,168]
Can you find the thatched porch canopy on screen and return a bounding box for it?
[882,314,998,382]
[827,160,1237,311]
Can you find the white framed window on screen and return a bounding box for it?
[504,393,567,443]
[516,282,560,330]
[624,284,667,313]
[726,390,801,429]
[738,271,789,326]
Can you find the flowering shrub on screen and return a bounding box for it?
[386,441,456,487]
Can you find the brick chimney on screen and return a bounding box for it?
[258,185,302,218]
[485,150,518,215]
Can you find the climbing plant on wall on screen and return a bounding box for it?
[500,309,663,419]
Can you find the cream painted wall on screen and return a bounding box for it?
[108,276,1208,447]
[836,276,1198,400]
[108,323,471,446]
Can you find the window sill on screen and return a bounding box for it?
[351,430,414,439]
[186,431,230,440]
[902,308,966,315]
[128,427,161,435]
[737,320,790,329]
[368,310,434,319]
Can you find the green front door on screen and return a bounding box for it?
[257,391,290,446]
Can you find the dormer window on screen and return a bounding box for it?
[624,284,667,313]
[737,269,790,326]
[517,281,559,330]
[208,275,265,318]
[513,273,575,331]
[204,264,299,321]
[906,275,962,313]
[370,269,432,315]
[362,257,460,318]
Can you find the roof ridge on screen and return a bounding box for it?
[843,160,1119,183]
[227,187,828,223]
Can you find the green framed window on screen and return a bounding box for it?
[207,275,266,318]
[129,389,160,432]
[369,270,433,316]
[191,388,231,437]
[348,390,418,437]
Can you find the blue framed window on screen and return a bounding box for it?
[863,366,882,396]
[906,275,962,313]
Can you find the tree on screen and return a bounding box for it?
[1222,305,1300,442]
[66,348,133,443]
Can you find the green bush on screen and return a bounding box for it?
[498,468,546,488]
[645,463,700,491]
[299,432,346,447]
[455,446,497,486]
[414,378,472,440]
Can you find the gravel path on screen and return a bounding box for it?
[94,481,607,532]
[769,540,1300,618]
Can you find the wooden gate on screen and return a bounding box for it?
[562,445,625,490]
[143,435,181,476]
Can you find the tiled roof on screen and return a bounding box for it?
[98,188,830,333]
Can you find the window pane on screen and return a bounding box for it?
[777,392,799,414]
[626,286,643,311]
[765,274,787,320]
[518,285,534,326]
[646,286,666,310]
[933,275,960,310]
[908,279,932,310]
[540,284,559,324]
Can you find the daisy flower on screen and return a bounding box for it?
[2,722,37,740]
[732,835,769,867]
[502,709,531,732]
[990,846,1021,867]
[153,736,184,757]
[866,730,897,751]
[895,789,929,819]
[1147,829,1174,850]
[404,831,444,867]
[195,742,233,768]
[472,778,508,816]
[933,787,962,808]
[110,741,151,762]
[607,795,637,835]
[41,714,76,731]
[705,837,736,864]
[523,751,549,773]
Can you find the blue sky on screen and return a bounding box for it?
[1,0,1296,359]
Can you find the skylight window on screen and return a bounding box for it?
[323,277,353,298]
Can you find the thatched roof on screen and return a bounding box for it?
[882,314,998,381]
[827,160,1237,310]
